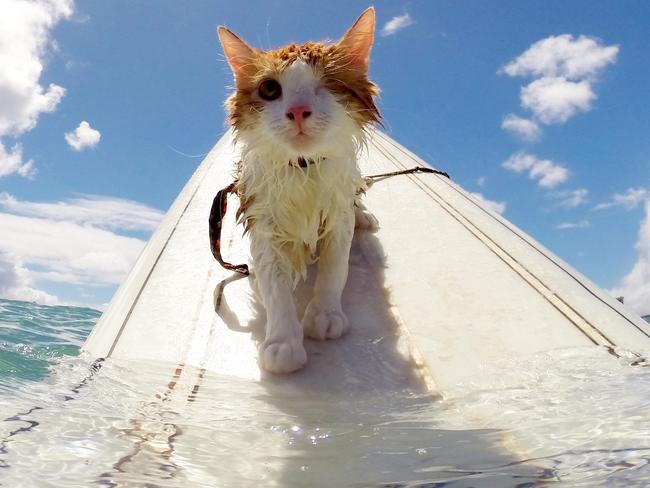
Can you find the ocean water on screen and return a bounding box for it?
[2,298,650,487]
[0,299,100,382]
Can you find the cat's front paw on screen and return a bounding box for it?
[260,339,307,374]
[355,208,379,232]
[302,302,349,341]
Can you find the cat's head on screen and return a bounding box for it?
[218,8,380,158]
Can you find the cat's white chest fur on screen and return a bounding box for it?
[237,150,361,283]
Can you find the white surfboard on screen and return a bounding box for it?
[76,129,650,482]
[83,128,650,395]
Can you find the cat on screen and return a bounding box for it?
[218,8,380,373]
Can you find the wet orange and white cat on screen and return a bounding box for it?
[218,8,380,373]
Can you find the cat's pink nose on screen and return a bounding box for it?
[286,105,312,128]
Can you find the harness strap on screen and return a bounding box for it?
[209,165,448,276]
[208,182,249,276]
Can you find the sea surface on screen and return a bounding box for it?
[0,299,100,382]
[2,298,650,487]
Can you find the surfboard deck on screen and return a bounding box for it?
[83,128,650,397]
[75,128,650,477]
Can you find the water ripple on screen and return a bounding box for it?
[2,300,650,486]
[0,299,100,382]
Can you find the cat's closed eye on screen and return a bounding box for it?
[258,79,282,101]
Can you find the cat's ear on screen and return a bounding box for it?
[218,26,256,77]
[338,7,375,70]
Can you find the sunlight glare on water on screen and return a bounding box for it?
[1,298,650,487]
[439,346,650,487]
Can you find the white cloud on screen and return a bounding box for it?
[501,34,619,80]
[65,120,101,151]
[520,77,595,124]
[502,152,538,172]
[468,192,506,215]
[0,193,164,305]
[0,192,164,231]
[501,114,541,141]
[500,34,618,135]
[0,212,147,287]
[594,187,649,211]
[0,250,58,305]
[611,201,650,315]
[529,160,570,188]
[554,188,589,208]
[0,0,72,137]
[0,142,35,179]
[555,220,590,230]
[380,13,414,37]
[477,176,486,187]
[502,151,570,189]
[0,0,74,181]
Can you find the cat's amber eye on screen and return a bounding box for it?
[258,79,282,101]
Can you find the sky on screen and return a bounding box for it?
[0,0,648,314]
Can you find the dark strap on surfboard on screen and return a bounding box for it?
[364,166,449,183]
[208,182,250,276]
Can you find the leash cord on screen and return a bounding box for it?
[364,166,449,184]
[208,182,250,276]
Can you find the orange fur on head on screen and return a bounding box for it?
[218,8,381,132]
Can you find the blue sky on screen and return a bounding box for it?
[0,0,648,313]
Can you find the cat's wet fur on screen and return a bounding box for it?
[218,8,380,373]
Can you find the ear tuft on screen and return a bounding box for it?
[218,26,256,77]
[339,7,376,70]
